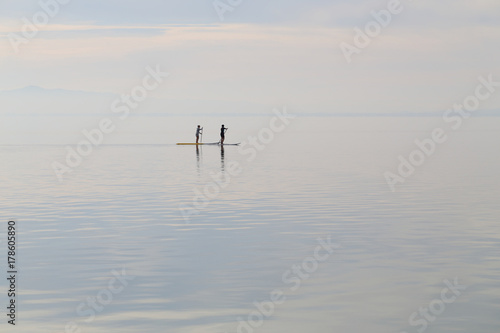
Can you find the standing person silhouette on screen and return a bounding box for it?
[220,125,227,145]
[196,125,203,144]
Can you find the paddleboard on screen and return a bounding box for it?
[176,142,240,146]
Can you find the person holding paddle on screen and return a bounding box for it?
[196,125,203,144]
[220,125,227,145]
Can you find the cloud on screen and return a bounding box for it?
[1,1,500,117]
[3,0,500,28]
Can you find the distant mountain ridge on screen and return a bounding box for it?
[0,85,115,97]
[0,85,274,116]
[0,86,498,117]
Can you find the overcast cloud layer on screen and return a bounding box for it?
[0,0,499,143]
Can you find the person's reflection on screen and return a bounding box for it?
[196,145,201,175]
[220,144,225,172]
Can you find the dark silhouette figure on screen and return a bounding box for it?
[196,125,203,144]
[220,125,227,145]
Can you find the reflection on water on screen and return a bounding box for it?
[0,118,499,333]
[196,145,201,176]
[220,145,225,172]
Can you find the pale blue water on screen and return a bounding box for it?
[1,117,499,332]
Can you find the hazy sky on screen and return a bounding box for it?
[0,0,500,143]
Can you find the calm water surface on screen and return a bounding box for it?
[1,117,499,332]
